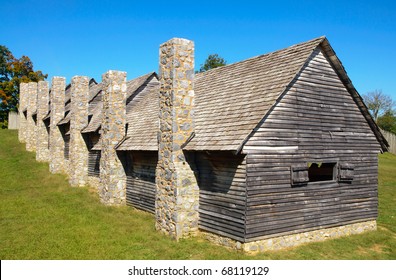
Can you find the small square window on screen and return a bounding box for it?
[308,162,337,182]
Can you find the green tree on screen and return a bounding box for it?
[198,54,226,73]
[0,45,47,124]
[362,90,394,122]
[377,110,396,134]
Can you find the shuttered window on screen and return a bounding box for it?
[292,162,340,185]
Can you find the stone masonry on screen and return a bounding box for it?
[49,77,66,174]
[156,38,199,240]
[18,83,28,143]
[69,76,89,187]
[26,82,38,152]
[36,81,50,162]
[99,70,127,205]
[203,220,377,253]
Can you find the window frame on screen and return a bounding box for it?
[291,161,341,186]
[307,162,338,184]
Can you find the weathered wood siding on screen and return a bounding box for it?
[125,151,157,213]
[61,123,70,160]
[88,133,101,177]
[243,48,381,242]
[194,152,247,241]
[44,118,50,149]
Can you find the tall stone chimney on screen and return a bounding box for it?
[49,77,66,174]
[36,81,50,162]
[156,38,199,240]
[99,70,127,205]
[18,83,28,143]
[26,82,38,152]
[69,76,89,187]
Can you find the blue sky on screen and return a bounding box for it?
[1,0,395,100]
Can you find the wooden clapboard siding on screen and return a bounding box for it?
[88,151,101,177]
[60,123,70,160]
[243,48,381,242]
[125,151,157,214]
[88,133,101,177]
[64,135,70,160]
[194,152,247,241]
[44,118,50,149]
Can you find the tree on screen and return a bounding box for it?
[198,54,226,73]
[377,110,396,134]
[0,45,47,124]
[362,90,394,122]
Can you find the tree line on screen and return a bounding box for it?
[0,45,47,127]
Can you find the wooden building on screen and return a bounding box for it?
[84,72,159,212]
[57,83,72,161]
[116,37,387,245]
[18,36,385,250]
[111,72,159,212]
[81,81,103,178]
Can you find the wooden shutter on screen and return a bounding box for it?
[291,164,309,185]
[338,163,354,182]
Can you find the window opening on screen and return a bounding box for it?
[308,162,336,182]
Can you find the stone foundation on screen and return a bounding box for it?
[201,220,377,253]
[88,176,100,189]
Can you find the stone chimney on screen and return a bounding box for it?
[26,82,38,152]
[69,76,90,187]
[99,70,127,205]
[156,38,199,240]
[49,77,66,174]
[36,81,50,162]
[18,83,28,143]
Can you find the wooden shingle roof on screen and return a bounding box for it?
[81,100,102,133]
[116,74,159,151]
[184,37,326,151]
[82,73,157,139]
[80,82,104,133]
[185,36,388,152]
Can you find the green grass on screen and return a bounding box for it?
[0,129,395,259]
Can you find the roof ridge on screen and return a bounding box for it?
[196,36,326,78]
[126,71,156,84]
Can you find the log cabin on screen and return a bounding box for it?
[116,36,388,250]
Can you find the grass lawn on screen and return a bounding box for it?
[0,129,395,259]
